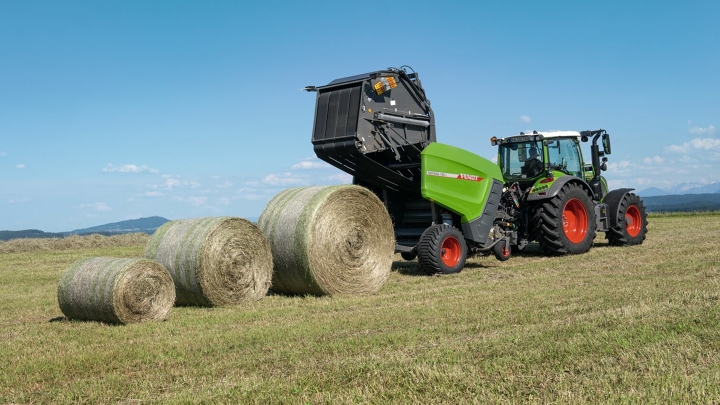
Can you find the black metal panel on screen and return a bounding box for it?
[310,68,434,193]
[461,179,505,245]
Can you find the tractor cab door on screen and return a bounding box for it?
[546,138,583,177]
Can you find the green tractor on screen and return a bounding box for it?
[306,66,648,274]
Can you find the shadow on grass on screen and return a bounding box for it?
[392,259,493,276]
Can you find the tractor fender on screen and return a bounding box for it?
[602,188,636,228]
[526,176,593,202]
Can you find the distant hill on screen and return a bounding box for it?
[639,182,720,196]
[642,193,720,213]
[69,216,170,235]
[0,229,67,241]
[0,216,170,242]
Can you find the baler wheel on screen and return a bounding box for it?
[400,251,417,261]
[493,240,511,261]
[606,193,648,246]
[417,225,467,275]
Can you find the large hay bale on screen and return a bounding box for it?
[144,217,272,306]
[258,185,394,296]
[57,257,175,324]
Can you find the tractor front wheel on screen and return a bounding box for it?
[417,225,467,275]
[606,193,648,246]
[533,183,596,255]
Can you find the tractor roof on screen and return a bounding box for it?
[490,130,582,146]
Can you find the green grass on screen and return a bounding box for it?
[1,214,719,403]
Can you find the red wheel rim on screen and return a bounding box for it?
[501,243,509,258]
[441,236,461,267]
[562,198,588,244]
[625,205,642,237]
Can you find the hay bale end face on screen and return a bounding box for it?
[258,185,395,296]
[57,257,175,324]
[144,217,273,307]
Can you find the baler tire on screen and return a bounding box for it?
[535,183,596,255]
[400,251,417,261]
[606,193,648,246]
[417,225,467,275]
[493,240,511,261]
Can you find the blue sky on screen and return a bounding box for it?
[1,1,718,232]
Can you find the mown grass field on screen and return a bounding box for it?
[1,213,719,404]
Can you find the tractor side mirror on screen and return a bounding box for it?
[602,133,611,155]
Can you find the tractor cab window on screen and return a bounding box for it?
[546,138,582,177]
[499,140,544,180]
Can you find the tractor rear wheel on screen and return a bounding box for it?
[533,183,596,255]
[606,193,648,246]
[417,224,467,275]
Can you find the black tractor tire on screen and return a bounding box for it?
[417,225,467,275]
[532,182,596,255]
[493,240,511,261]
[606,193,648,246]
[400,251,417,261]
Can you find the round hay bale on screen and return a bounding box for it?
[57,257,175,324]
[144,217,272,307]
[258,185,394,296]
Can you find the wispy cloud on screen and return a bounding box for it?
[175,196,206,206]
[160,175,200,190]
[103,164,159,173]
[7,197,30,204]
[687,121,716,137]
[0,151,6,157]
[292,157,331,170]
[262,172,308,186]
[324,173,353,184]
[665,138,720,154]
[642,156,665,165]
[79,202,112,212]
[520,115,531,123]
[216,180,232,188]
[16,163,26,169]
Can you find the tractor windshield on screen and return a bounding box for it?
[498,141,544,180]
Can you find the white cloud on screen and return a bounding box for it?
[16,163,26,169]
[642,156,665,165]
[324,173,353,184]
[175,196,206,206]
[79,202,112,212]
[144,191,164,197]
[262,172,308,186]
[292,158,331,170]
[216,180,233,188]
[520,115,531,123]
[0,151,5,157]
[165,178,181,189]
[7,197,30,204]
[687,122,716,136]
[159,176,200,190]
[665,138,720,154]
[103,164,159,174]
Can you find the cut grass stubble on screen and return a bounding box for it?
[0,212,719,403]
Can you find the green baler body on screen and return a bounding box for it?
[421,143,504,223]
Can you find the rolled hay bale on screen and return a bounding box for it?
[144,217,272,306]
[258,185,394,296]
[57,257,175,324]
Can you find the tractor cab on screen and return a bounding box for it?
[492,131,586,187]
